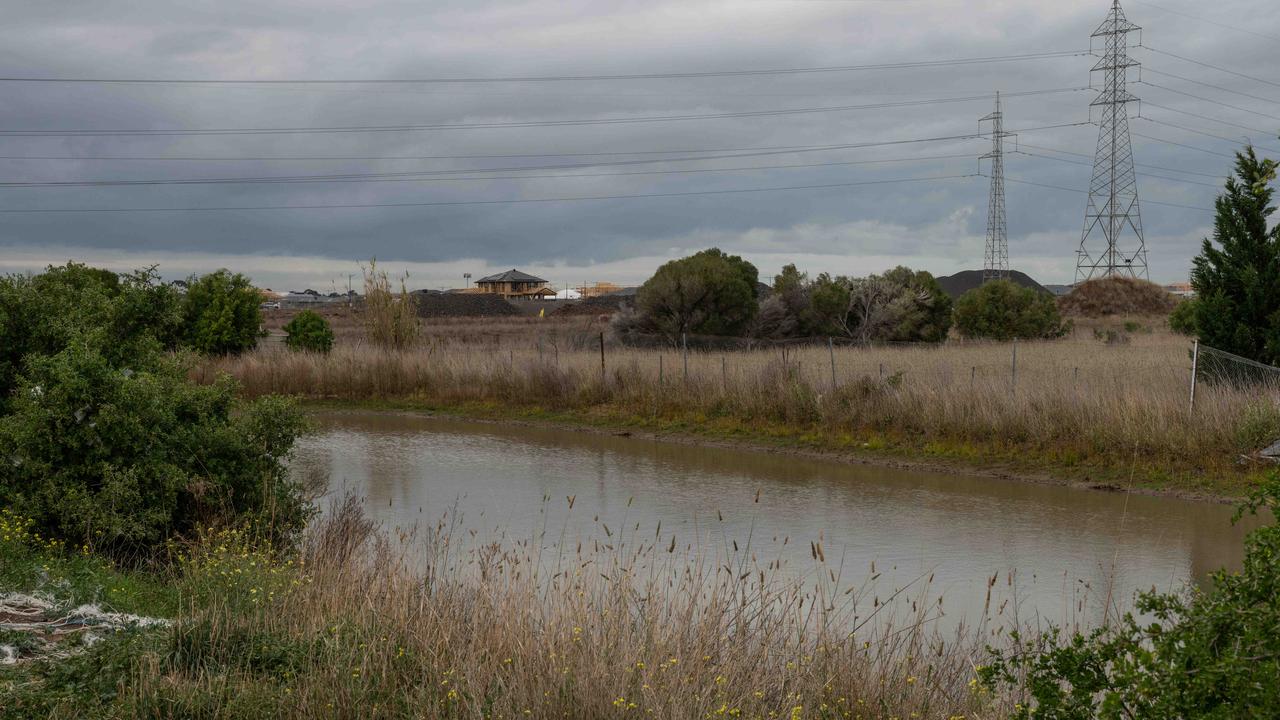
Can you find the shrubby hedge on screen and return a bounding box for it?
[0,263,306,559]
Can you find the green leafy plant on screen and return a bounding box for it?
[283,310,335,354]
[953,280,1066,340]
[1168,299,1199,336]
[182,269,265,356]
[362,259,419,350]
[981,472,1280,718]
[0,264,308,560]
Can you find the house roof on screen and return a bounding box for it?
[476,269,547,284]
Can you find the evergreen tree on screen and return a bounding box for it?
[1191,147,1280,364]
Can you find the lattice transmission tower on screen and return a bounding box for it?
[981,92,1010,282]
[1077,0,1147,282]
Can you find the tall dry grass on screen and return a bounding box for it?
[134,496,1005,719]
[200,322,1280,485]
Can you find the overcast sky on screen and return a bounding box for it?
[0,0,1276,291]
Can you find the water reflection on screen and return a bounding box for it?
[291,410,1256,630]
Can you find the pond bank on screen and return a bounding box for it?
[301,398,1260,503]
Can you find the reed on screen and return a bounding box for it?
[127,496,1005,719]
[201,322,1280,492]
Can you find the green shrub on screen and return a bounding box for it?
[182,269,264,355]
[283,310,334,353]
[0,264,308,560]
[633,248,759,342]
[981,472,1280,718]
[0,263,182,411]
[1169,298,1199,336]
[953,280,1065,340]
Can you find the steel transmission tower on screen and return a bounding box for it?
[981,92,1010,282]
[1077,0,1147,282]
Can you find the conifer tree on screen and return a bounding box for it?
[1190,146,1280,364]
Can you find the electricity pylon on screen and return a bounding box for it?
[981,92,1010,283]
[1077,0,1148,282]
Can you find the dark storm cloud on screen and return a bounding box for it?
[0,0,1276,288]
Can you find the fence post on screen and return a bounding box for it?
[599,332,606,384]
[659,355,664,385]
[1011,338,1019,396]
[878,362,884,381]
[970,365,976,391]
[722,356,728,393]
[1189,340,1200,413]
[828,337,837,391]
[682,333,689,385]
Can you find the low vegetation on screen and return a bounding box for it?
[0,496,1000,719]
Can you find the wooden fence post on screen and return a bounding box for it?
[828,337,837,391]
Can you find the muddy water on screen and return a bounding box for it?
[291,410,1257,630]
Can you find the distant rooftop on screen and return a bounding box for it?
[476,269,547,284]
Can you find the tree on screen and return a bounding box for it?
[283,310,335,353]
[182,269,264,355]
[802,267,952,342]
[754,264,811,339]
[634,249,759,342]
[1190,147,1280,365]
[953,280,1065,340]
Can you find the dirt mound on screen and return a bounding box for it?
[412,292,520,318]
[554,294,629,317]
[1058,277,1178,317]
[934,269,1050,299]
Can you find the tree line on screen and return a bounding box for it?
[613,248,1065,345]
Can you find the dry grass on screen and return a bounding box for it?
[129,497,1004,719]
[199,317,1280,492]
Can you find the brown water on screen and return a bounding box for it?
[291,410,1256,630]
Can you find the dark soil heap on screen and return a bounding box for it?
[1058,277,1178,317]
[412,291,521,318]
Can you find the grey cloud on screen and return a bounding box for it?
[0,0,1275,286]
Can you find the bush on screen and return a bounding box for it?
[0,263,182,409]
[981,473,1280,718]
[283,310,335,353]
[1169,298,1199,336]
[182,269,264,355]
[953,280,1065,340]
[0,264,308,560]
[633,248,759,342]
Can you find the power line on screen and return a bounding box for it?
[998,175,1212,211]
[1130,128,1238,158]
[1128,1,1280,43]
[1140,46,1280,91]
[1017,141,1227,178]
[1140,81,1280,122]
[0,50,1089,85]
[0,122,1091,164]
[0,88,1088,137]
[1139,116,1280,154]
[1015,149,1222,187]
[0,152,979,189]
[1142,67,1280,107]
[0,173,976,213]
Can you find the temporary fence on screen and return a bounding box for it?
[1189,341,1280,412]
